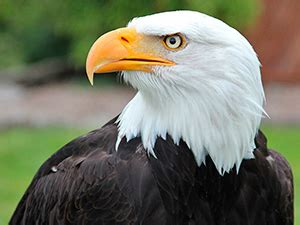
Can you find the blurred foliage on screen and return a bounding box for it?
[0,0,259,69]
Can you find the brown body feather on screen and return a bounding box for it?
[10,118,293,225]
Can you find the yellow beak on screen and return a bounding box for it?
[86,27,175,85]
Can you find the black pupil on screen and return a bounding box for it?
[169,37,177,45]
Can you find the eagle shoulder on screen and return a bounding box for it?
[10,117,166,225]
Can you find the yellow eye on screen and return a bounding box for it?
[163,34,184,50]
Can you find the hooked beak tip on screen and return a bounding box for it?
[87,71,94,86]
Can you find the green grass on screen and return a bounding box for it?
[0,127,88,224]
[0,125,299,224]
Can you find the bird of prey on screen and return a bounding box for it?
[10,11,293,225]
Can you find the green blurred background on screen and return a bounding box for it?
[0,0,299,224]
[0,0,258,69]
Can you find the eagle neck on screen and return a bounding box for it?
[116,87,259,175]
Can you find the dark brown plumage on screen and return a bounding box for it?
[10,117,293,225]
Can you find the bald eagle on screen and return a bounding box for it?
[10,11,293,225]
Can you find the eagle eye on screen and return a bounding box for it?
[163,34,185,50]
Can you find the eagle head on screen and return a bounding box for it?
[86,11,266,175]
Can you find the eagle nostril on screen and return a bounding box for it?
[121,36,130,43]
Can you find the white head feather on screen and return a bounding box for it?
[116,11,266,175]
